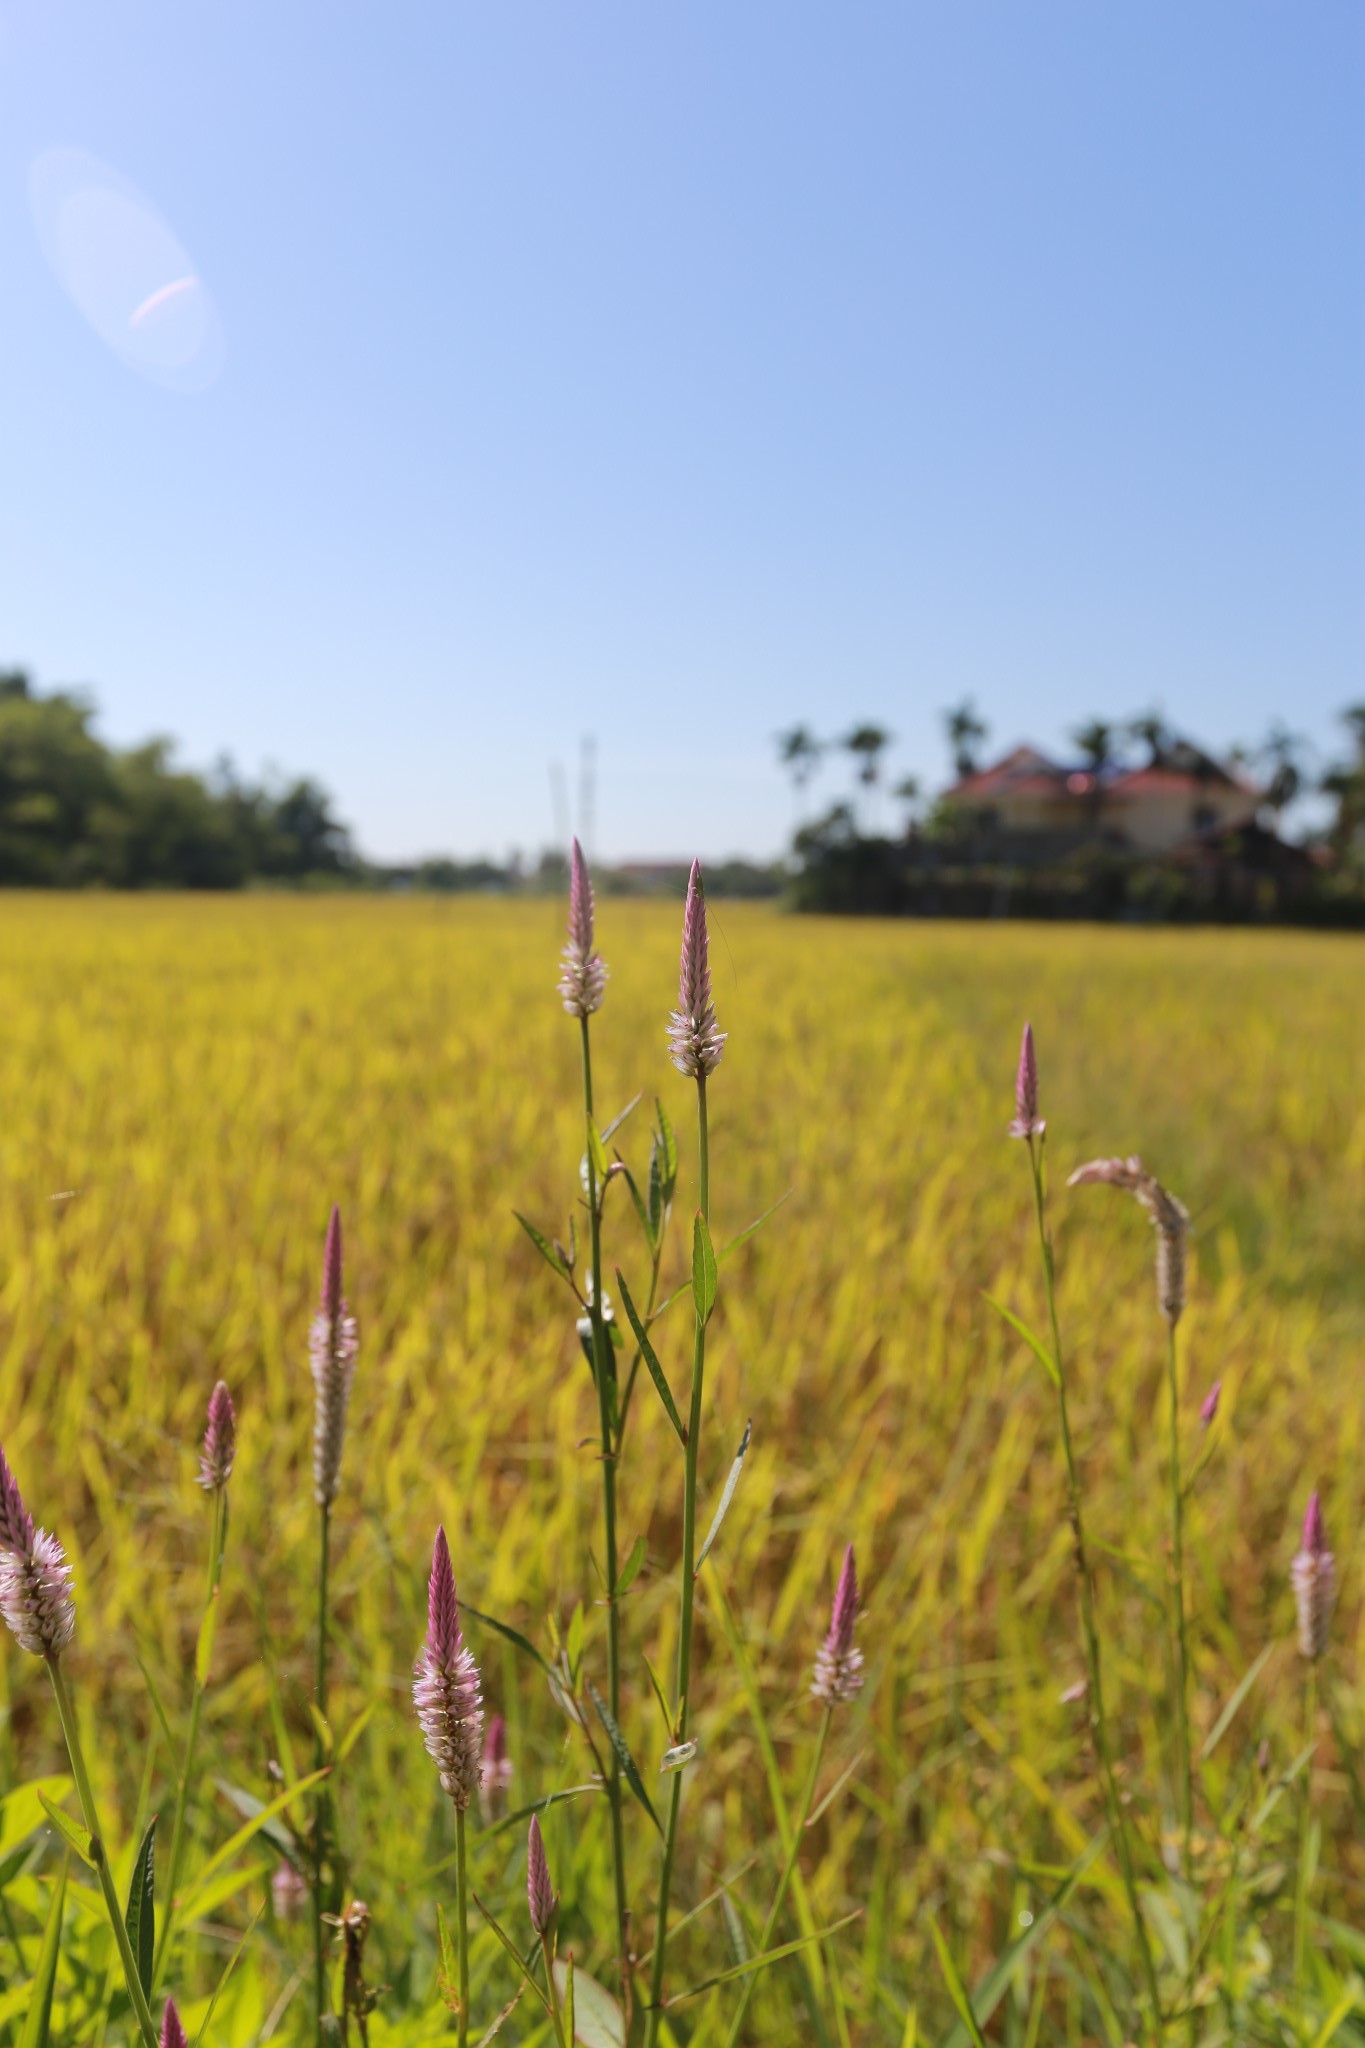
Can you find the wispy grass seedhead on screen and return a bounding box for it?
[1008,1021,1044,1138]
[1200,1381,1222,1428]
[667,859,727,1079]
[413,1525,484,1812]
[0,1449,75,1660]
[1068,1153,1190,1324]
[160,1997,188,2048]
[1291,1490,1336,1661]
[558,838,608,1017]
[527,1813,556,1935]
[198,1379,236,1492]
[311,1204,359,1509]
[812,1543,864,1706]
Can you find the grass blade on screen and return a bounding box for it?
[17,1858,66,2048]
[929,1917,987,2048]
[981,1294,1059,1389]
[1201,1643,1275,1761]
[667,1914,860,2002]
[692,1212,718,1323]
[462,1604,552,1674]
[696,1420,752,1572]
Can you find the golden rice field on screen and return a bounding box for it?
[0,895,1362,2044]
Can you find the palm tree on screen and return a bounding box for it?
[943,700,988,780]
[1125,710,1170,767]
[844,724,891,833]
[893,774,922,836]
[1070,720,1118,831]
[775,725,824,830]
[1257,723,1310,826]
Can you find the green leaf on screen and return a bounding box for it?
[17,1858,66,2048]
[647,1137,666,1242]
[190,1901,263,2048]
[587,1682,661,1834]
[435,1902,459,2013]
[641,1654,673,1733]
[696,1420,752,1573]
[37,1792,94,1869]
[0,1777,75,1864]
[123,1815,156,1999]
[692,1212,718,1324]
[553,1959,621,2048]
[514,1212,572,1283]
[981,1293,1060,1388]
[587,1118,611,1185]
[928,1917,987,2048]
[1201,1643,1275,1761]
[470,1893,553,2014]
[712,1188,795,1260]
[566,1602,585,1682]
[195,1589,220,1689]
[944,1833,1107,2046]
[655,1099,678,1196]
[668,1914,860,2002]
[462,1604,551,1675]
[618,1166,656,1254]
[212,1781,299,1862]
[614,1536,647,1598]
[600,1094,643,1145]
[615,1270,686,1444]
[178,1768,328,1913]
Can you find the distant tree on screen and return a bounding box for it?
[1071,720,1117,776]
[943,700,988,780]
[1257,723,1311,827]
[1322,704,1365,869]
[1125,710,1170,766]
[893,774,922,835]
[0,669,32,702]
[843,724,891,835]
[775,725,824,837]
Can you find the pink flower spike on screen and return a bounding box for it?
[198,1380,236,1492]
[667,859,727,1079]
[311,1208,359,1509]
[1008,1022,1045,1139]
[482,1712,513,1795]
[160,1998,189,2048]
[413,1525,484,1811]
[527,1812,556,1935]
[321,1204,344,1320]
[1291,1489,1336,1661]
[1067,1155,1145,1190]
[812,1543,864,1707]
[0,1447,35,1556]
[558,838,608,1017]
[1199,1382,1222,1429]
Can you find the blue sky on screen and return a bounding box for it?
[2,2,1361,861]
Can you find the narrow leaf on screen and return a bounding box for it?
[190,1901,263,2048]
[462,1604,551,1675]
[123,1815,157,1998]
[37,1793,93,1869]
[615,1271,685,1443]
[514,1212,571,1283]
[714,1188,795,1260]
[587,1682,661,1834]
[928,1918,988,2048]
[655,1099,679,1194]
[981,1294,1060,1388]
[178,1768,328,1911]
[17,1859,66,2048]
[1201,1644,1275,1761]
[470,1893,552,2014]
[692,1213,718,1324]
[212,1782,300,1862]
[696,1421,752,1573]
[553,1959,622,2048]
[641,1653,673,1733]
[195,1590,220,1689]
[619,1167,656,1254]
[436,1902,459,2013]
[668,1914,860,2002]
[600,1093,643,1144]
[587,1119,611,1184]
[563,1954,575,2046]
[614,1536,647,1598]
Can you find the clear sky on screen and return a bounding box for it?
[2,2,1361,862]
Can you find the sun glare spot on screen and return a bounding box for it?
[129,275,200,327]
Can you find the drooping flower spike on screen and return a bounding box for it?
[198,1380,236,1492]
[1067,1154,1190,1325]
[160,1997,189,2048]
[311,1205,359,1510]
[527,1812,556,1935]
[0,1447,74,1661]
[413,1525,484,1812]
[1291,1490,1336,1662]
[558,837,608,1018]
[667,859,727,1079]
[811,1543,864,1706]
[1008,1022,1045,1139]
[1199,1381,1222,1429]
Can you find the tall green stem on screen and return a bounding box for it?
[456,1806,470,2048]
[722,1709,831,2048]
[1294,1665,1318,1990]
[153,1485,228,1992]
[1165,1324,1192,1880]
[644,1076,709,2048]
[314,1502,332,2041]
[579,1016,630,2011]
[1027,1140,1165,2041]
[542,1931,569,2048]
[47,1658,160,2048]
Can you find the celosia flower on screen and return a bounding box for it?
[1067,1154,1190,1325]
[1291,1490,1336,1662]
[198,1380,236,1492]
[527,1812,556,1935]
[311,1206,359,1509]
[0,1448,74,1661]
[811,1543,864,1706]
[413,1526,484,1811]
[558,838,608,1017]
[1008,1022,1045,1138]
[272,1860,309,1921]
[160,1998,188,2048]
[667,860,726,1079]
[1199,1381,1222,1429]
[481,1712,513,1800]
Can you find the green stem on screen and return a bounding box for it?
[456,1805,470,2048]
[1027,1140,1165,2042]
[1165,1324,1193,1881]
[1294,1664,1318,1990]
[542,1931,569,2048]
[722,1710,831,2048]
[579,1016,631,2014]
[46,1658,160,2048]
[644,1076,709,2048]
[153,1485,229,1992]
[314,1503,332,2041]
